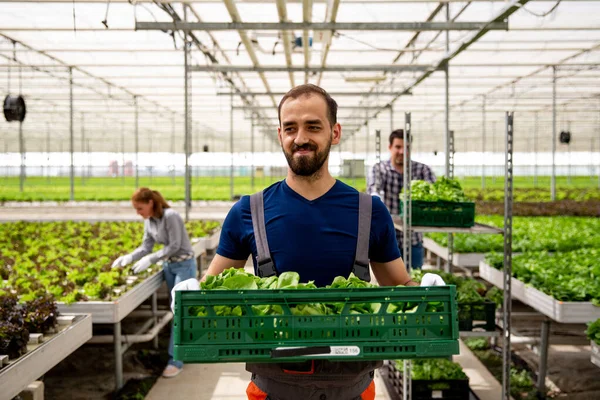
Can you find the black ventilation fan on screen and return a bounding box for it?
[559,130,571,144]
[3,95,27,122]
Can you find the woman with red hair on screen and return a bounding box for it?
[112,187,195,378]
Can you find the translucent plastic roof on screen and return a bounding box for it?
[0,0,599,154]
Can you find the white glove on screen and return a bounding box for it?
[420,273,446,287]
[170,278,200,312]
[132,255,153,274]
[111,254,133,269]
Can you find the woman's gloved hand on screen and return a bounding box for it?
[132,255,153,274]
[111,254,133,269]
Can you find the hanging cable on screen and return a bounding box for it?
[521,0,562,18]
[72,0,77,33]
[102,0,111,28]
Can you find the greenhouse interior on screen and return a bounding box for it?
[1,0,599,399]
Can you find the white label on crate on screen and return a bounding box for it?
[274,346,360,357]
[432,390,443,398]
[311,346,360,357]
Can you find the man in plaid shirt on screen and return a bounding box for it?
[366,129,436,269]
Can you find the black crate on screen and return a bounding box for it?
[380,360,470,400]
[458,301,496,332]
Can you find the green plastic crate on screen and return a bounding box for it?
[173,286,459,363]
[400,201,475,228]
[458,301,496,332]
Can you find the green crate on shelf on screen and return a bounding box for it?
[458,301,496,332]
[173,286,459,363]
[400,201,475,228]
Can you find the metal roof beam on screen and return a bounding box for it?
[316,0,340,86]
[190,65,435,73]
[302,0,313,84]
[275,0,295,88]
[219,91,412,96]
[136,21,509,31]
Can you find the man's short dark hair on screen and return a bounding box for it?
[389,129,412,145]
[278,84,338,127]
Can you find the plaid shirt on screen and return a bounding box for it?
[367,160,436,246]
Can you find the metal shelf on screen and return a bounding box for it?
[0,314,92,400]
[423,237,486,268]
[57,270,164,324]
[592,342,600,368]
[190,229,221,255]
[392,218,503,234]
[459,330,500,338]
[479,261,600,324]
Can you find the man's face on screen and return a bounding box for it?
[278,94,341,177]
[389,138,405,166]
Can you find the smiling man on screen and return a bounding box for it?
[172,84,444,400]
[367,129,436,270]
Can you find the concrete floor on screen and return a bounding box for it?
[145,340,503,400]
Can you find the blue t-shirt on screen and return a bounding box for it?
[216,179,401,287]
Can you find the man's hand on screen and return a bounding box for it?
[170,278,200,312]
[131,255,153,274]
[420,273,446,286]
[111,254,133,269]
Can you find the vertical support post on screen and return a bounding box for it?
[134,96,139,189]
[46,122,50,183]
[152,293,159,349]
[251,114,255,193]
[81,113,85,185]
[402,359,412,400]
[402,113,412,271]
[339,138,343,178]
[481,95,486,189]
[121,123,125,183]
[445,130,454,273]
[114,321,123,390]
[183,5,191,221]
[534,111,538,186]
[69,66,74,201]
[352,131,356,187]
[230,90,234,200]
[14,43,26,193]
[590,137,594,183]
[444,3,450,178]
[262,132,266,186]
[538,319,551,394]
[87,139,91,179]
[365,111,369,170]
[19,120,24,192]
[375,130,382,197]
[389,104,394,133]
[567,120,572,185]
[551,66,557,201]
[502,112,514,400]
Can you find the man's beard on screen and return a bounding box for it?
[283,136,332,177]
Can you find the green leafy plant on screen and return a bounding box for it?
[586,318,600,345]
[188,269,414,317]
[0,220,220,303]
[410,177,470,202]
[394,358,468,381]
[485,249,600,305]
[426,216,600,253]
